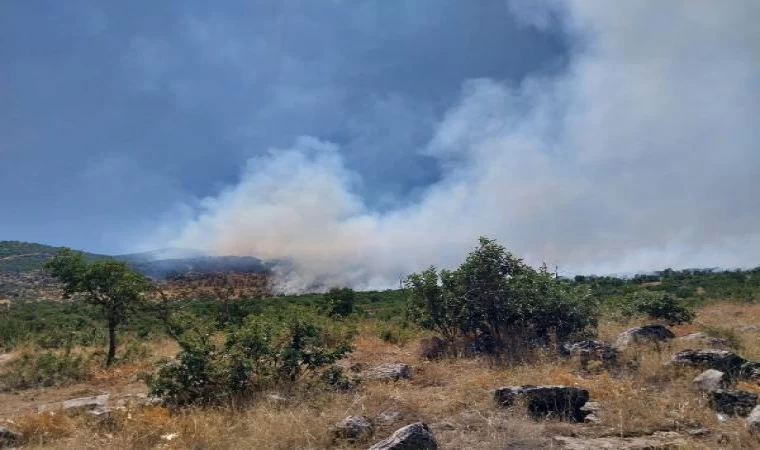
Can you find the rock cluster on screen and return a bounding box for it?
[495,385,590,421]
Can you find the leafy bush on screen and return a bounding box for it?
[405,237,597,355]
[147,314,353,408]
[621,291,694,324]
[322,287,356,318]
[0,351,91,390]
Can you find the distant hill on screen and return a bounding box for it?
[0,240,272,301]
[0,241,109,273]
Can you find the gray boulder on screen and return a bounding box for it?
[367,422,437,450]
[495,385,590,421]
[746,405,760,433]
[710,389,758,416]
[363,363,412,381]
[0,427,21,448]
[693,369,728,392]
[615,325,675,349]
[670,349,747,375]
[333,415,373,440]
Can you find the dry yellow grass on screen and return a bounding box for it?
[3,302,760,449]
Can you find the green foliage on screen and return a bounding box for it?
[0,240,109,273]
[323,287,356,318]
[405,237,597,352]
[621,291,694,324]
[148,314,353,408]
[44,248,153,365]
[0,351,90,391]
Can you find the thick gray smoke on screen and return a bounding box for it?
[164,1,760,292]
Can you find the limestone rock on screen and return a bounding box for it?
[670,349,747,375]
[693,369,728,392]
[37,394,110,414]
[333,415,373,440]
[615,325,675,349]
[710,389,758,416]
[363,363,412,381]
[560,340,619,368]
[367,422,437,450]
[494,385,590,421]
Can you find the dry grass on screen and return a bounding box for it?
[3,302,760,449]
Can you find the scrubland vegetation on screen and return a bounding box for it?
[1,238,760,449]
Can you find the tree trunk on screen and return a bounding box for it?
[107,320,117,367]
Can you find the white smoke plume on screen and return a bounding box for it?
[164,1,760,292]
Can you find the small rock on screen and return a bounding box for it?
[740,325,760,333]
[670,349,747,376]
[560,341,619,368]
[0,427,21,448]
[363,363,412,381]
[746,405,760,433]
[693,369,728,392]
[265,393,289,405]
[583,413,602,424]
[368,422,437,450]
[579,401,601,413]
[679,332,731,347]
[333,415,373,440]
[495,385,590,421]
[710,389,758,416]
[615,324,675,349]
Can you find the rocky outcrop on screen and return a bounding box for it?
[0,427,21,448]
[333,415,373,440]
[367,422,437,450]
[37,394,110,415]
[670,349,747,375]
[710,389,758,416]
[494,385,590,421]
[615,325,675,349]
[693,369,728,392]
[363,363,412,381]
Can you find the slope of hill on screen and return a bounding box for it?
[0,241,109,273]
[0,241,272,301]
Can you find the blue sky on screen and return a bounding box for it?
[2,1,759,289]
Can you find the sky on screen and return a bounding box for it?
[2,1,759,290]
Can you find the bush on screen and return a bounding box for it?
[323,287,356,318]
[147,314,353,408]
[405,237,597,356]
[0,350,90,391]
[621,291,694,324]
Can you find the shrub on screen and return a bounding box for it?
[621,291,694,324]
[0,350,90,390]
[405,237,597,355]
[147,314,353,408]
[323,287,356,318]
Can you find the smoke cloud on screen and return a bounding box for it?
[165,1,760,291]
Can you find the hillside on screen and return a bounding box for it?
[0,241,272,301]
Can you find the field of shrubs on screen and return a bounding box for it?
[1,238,760,449]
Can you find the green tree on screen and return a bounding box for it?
[44,249,151,366]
